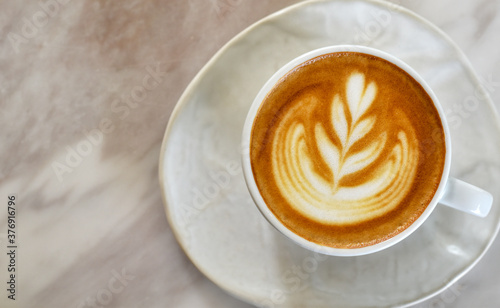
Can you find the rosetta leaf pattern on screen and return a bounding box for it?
[317,72,385,190]
[347,116,376,149]
[331,95,348,146]
[347,74,377,122]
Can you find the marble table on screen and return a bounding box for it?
[1,0,499,307]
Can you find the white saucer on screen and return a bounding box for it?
[159,0,500,307]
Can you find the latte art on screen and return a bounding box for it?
[272,72,419,225]
[250,52,446,248]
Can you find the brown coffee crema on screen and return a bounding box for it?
[250,52,446,249]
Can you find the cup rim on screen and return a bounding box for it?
[241,45,452,256]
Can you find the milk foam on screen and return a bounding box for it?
[271,72,419,225]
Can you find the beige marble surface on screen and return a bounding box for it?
[1,0,499,307]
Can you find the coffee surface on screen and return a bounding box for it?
[250,52,446,248]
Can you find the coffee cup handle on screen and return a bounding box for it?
[439,177,493,217]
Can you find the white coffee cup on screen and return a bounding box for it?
[241,45,493,257]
